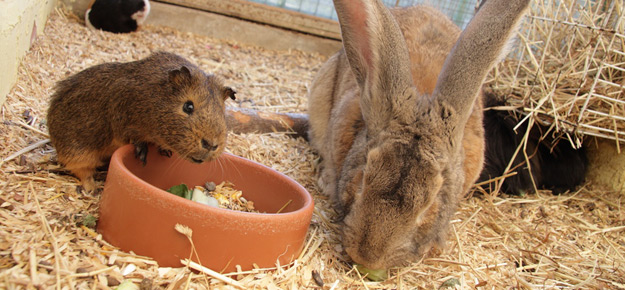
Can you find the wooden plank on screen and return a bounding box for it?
[147,1,341,55]
[154,0,341,40]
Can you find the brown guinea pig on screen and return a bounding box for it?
[47,51,236,192]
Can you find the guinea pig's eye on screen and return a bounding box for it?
[183,101,194,114]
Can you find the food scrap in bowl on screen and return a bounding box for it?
[166,181,258,213]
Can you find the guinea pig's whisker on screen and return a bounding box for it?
[162,154,183,180]
[216,155,226,177]
[162,150,192,180]
[201,161,214,182]
[223,153,244,181]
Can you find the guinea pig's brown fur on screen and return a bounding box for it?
[47,51,235,191]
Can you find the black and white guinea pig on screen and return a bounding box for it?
[477,92,588,195]
[85,0,151,33]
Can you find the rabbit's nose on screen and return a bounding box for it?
[201,139,219,151]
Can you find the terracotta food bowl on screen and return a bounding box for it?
[97,144,314,272]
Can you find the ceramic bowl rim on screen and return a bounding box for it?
[110,144,315,218]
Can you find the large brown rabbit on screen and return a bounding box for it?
[307,0,530,269]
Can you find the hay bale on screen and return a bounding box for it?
[485,0,625,146]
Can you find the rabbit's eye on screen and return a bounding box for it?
[183,101,194,114]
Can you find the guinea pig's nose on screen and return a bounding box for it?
[201,139,219,151]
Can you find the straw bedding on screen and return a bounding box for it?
[1,5,624,290]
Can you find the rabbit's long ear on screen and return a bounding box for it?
[333,0,414,135]
[433,0,530,126]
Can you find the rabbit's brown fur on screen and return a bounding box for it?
[308,0,529,269]
[48,51,235,192]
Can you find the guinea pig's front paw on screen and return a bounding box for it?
[158,148,172,158]
[133,142,148,166]
[79,177,97,193]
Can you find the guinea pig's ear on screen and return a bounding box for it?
[168,66,192,88]
[224,87,236,101]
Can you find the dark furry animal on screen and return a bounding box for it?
[478,93,588,195]
[85,0,150,33]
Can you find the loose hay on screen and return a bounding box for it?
[486,0,625,148]
[0,6,624,289]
